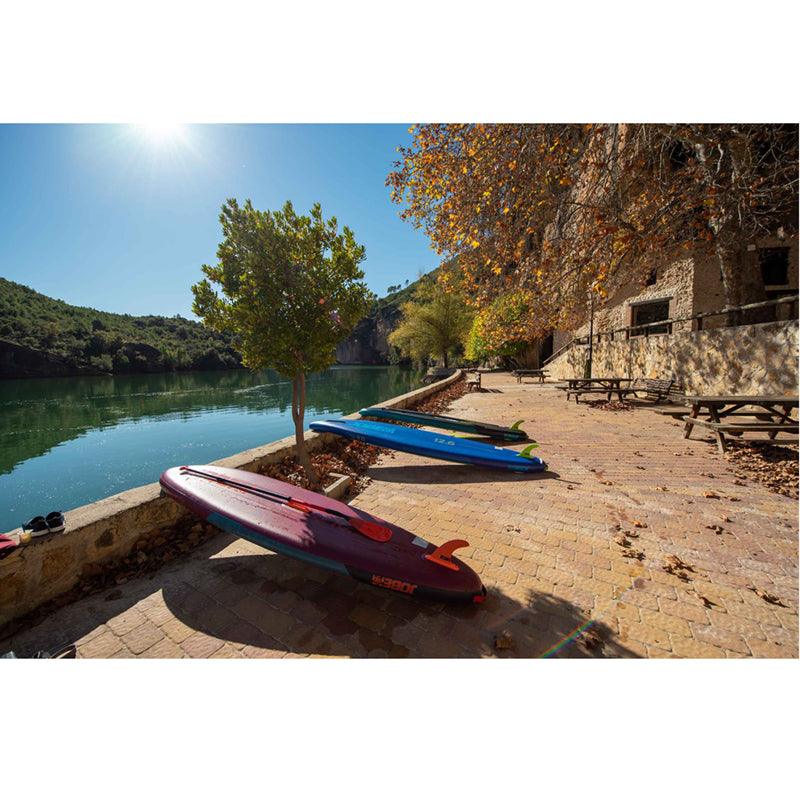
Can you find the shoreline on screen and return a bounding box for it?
[0,370,464,634]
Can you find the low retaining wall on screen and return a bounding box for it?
[0,370,463,631]
[546,320,799,396]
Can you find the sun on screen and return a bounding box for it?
[137,122,186,145]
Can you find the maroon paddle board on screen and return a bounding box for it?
[159,466,486,604]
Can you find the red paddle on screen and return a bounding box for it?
[178,467,393,542]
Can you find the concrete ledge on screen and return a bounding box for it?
[0,370,463,629]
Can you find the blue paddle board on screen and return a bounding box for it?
[310,419,546,473]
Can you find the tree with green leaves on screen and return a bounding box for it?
[465,291,532,364]
[388,276,474,368]
[192,199,373,487]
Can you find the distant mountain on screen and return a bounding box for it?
[336,274,429,365]
[0,277,243,378]
[0,269,437,378]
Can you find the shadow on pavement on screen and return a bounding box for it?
[3,534,638,659]
[366,464,561,484]
[159,549,639,659]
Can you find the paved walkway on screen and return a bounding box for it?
[3,373,797,658]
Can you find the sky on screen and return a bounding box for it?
[0,123,436,318]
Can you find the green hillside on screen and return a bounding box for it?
[0,277,243,376]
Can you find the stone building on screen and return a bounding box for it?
[545,236,799,395]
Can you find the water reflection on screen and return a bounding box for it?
[0,366,425,532]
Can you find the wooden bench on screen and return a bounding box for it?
[465,371,482,391]
[564,387,610,402]
[513,369,549,383]
[619,378,675,403]
[686,418,798,453]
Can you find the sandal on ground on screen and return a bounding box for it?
[22,516,49,538]
[46,511,66,534]
[1,644,77,659]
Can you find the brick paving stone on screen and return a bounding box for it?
[209,643,245,658]
[618,620,672,650]
[745,639,793,658]
[704,609,767,640]
[121,621,164,655]
[106,607,148,637]
[671,635,727,658]
[241,643,287,658]
[762,624,798,647]
[161,617,196,644]
[140,637,185,658]
[692,624,752,655]
[74,625,109,647]
[78,630,124,659]
[342,603,387,633]
[138,599,175,628]
[180,631,225,658]
[108,647,134,658]
[640,607,692,637]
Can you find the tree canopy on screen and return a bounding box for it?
[388,275,473,368]
[192,199,373,485]
[388,124,798,341]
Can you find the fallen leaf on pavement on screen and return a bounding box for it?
[664,554,694,572]
[749,587,787,607]
[576,629,603,652]
[494,630,516,650]
[623,549,645,560]
[687,589,714,608]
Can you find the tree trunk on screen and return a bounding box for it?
[714,224,768,326]
[292,372,319,488]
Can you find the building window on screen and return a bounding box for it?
[645,269,657,287]
[759,247,789,287]
[629,298,672,336]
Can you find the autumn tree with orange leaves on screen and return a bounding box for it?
[387,123,798,346]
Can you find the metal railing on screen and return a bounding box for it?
[543,295,798,365]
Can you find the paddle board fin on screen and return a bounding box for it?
[510,419,525,430]
[425,539,469,571]
[518,443,540,460]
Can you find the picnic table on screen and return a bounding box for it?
[512,369,549,383]
[682,395,799,453]
[563,377,633,403]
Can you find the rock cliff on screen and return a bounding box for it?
[335,303,403,364]
[0,338,101,379]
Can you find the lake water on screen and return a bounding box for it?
[0,366,426,534]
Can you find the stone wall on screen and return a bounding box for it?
[0,371,463,630]
[546,319,799,396]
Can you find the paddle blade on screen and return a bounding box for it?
[286,498,392,542]
[349,518,393,542]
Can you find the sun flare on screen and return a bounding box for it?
[137,122,186,144]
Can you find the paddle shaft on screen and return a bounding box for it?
[178,467,392,541]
